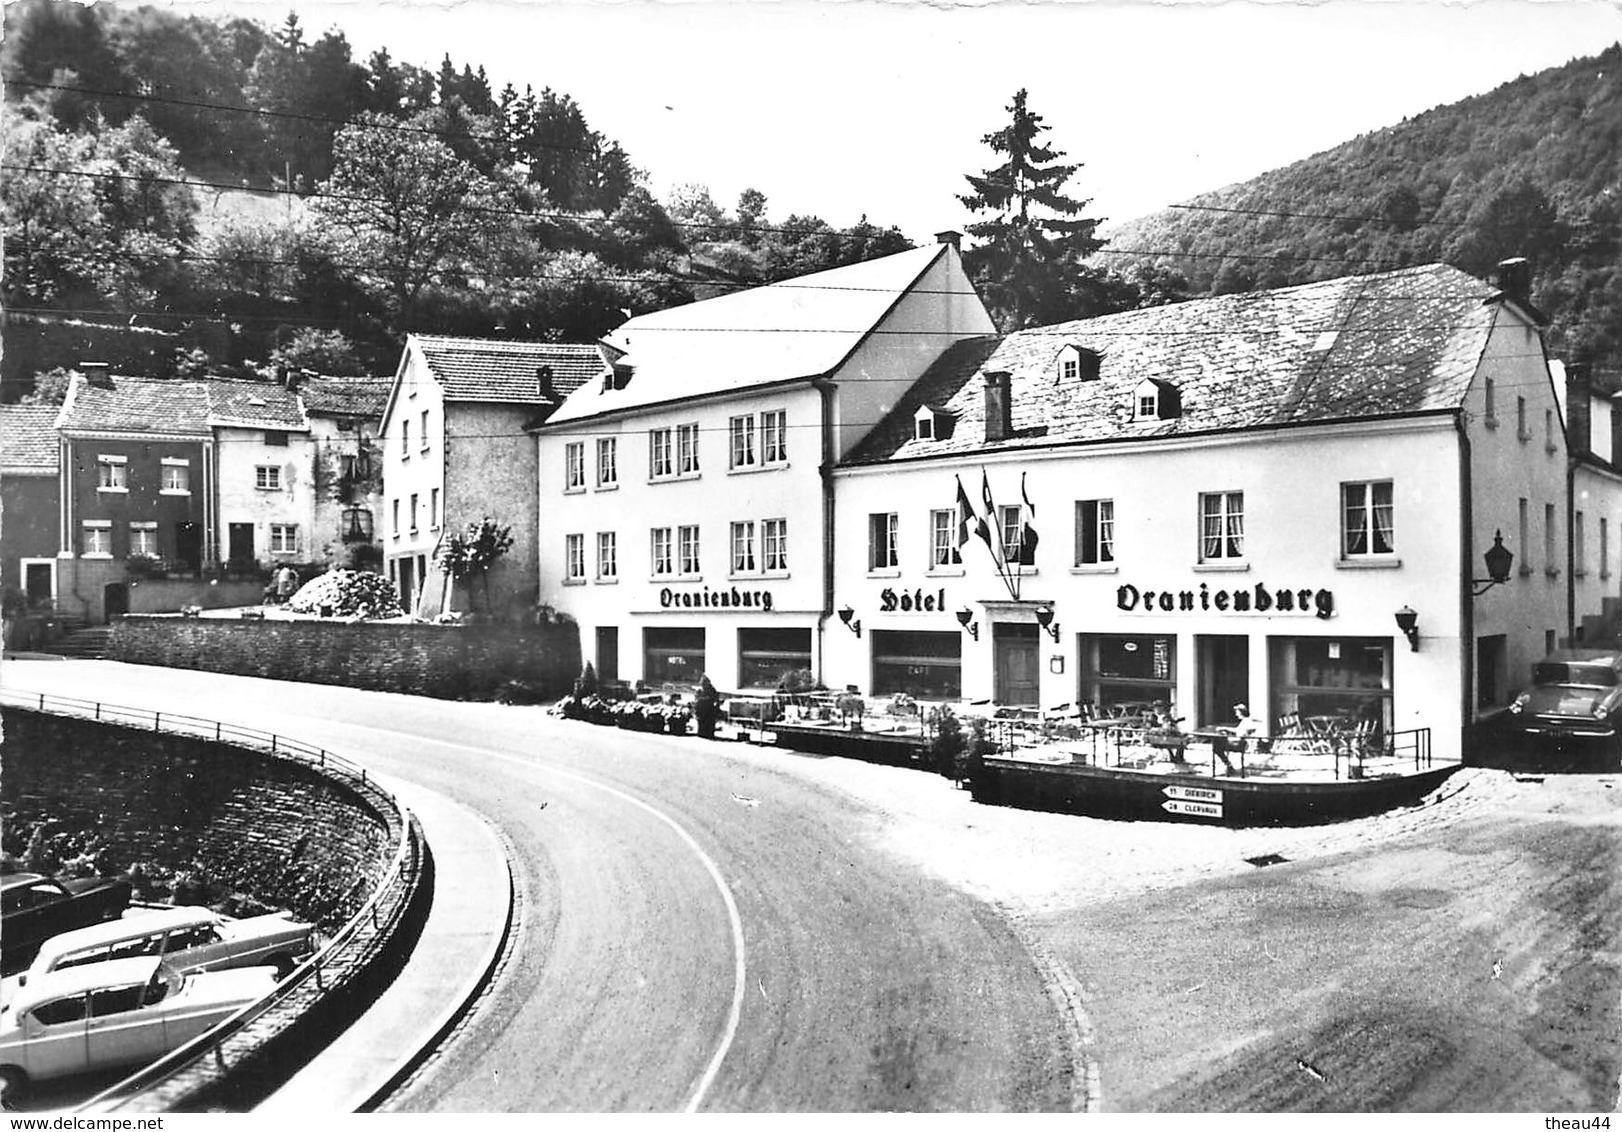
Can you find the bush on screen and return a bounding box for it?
[285,569,404,619]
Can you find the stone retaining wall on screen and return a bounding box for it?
[109,616,580,702]
[1,709,398,928]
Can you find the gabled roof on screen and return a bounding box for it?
[846,263,1505,464]
[300,376,392,419]
[0,404,61,472]
[411,336,606,404]
[201,379,308,430]
[59,374,212,438]
[545,244,952,425]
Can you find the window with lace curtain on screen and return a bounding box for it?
[1342,481,1394,557]
[1199,491,1244,561]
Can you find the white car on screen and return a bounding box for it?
[0,956,277,1097]
[18,906,313,989]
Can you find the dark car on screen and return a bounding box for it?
[1506,649,1622,751]
[1,872,132,970]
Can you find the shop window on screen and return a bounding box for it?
[869,512,899,571]
[1199,491,1244,561]
[871,630,962,698]
[645,626,705,686]
[738,627,812,689]
[1268,637,1391,738]
[1079,634,1175,713]
[1342,481,1394,557]
[1075,499,1114,565]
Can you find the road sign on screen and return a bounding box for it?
[1163,784,1223,804]
[1163,799,1223,818]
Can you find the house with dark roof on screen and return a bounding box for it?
[381,336,607,616]
[300,375,391,571]
[201,378,313,576]
[829,259,1569,764]
[1,404,64,611]
[55,364,215,621]
[533,235,996,688]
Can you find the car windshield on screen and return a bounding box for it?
[1533,662,1620,687]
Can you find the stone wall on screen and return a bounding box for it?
[1,709,399,928]
[109,615,581,701]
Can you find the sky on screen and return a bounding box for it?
[184,0,1622,241]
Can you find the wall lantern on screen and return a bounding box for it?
[956,605,980,640]
[1034,603,1060,643]
[1394,605,1420,651]
[837,605,862,637]
[1472,530,1516,596]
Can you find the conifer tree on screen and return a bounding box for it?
[959,89,1105,330]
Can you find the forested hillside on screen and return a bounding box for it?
[1101,42,1622,376]
[0,0,910,392]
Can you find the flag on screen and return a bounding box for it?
[976,469,1007,570]
[954,476,975,549]
[1017,471,1040,566]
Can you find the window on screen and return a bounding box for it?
[1546,408,1558,453]
[565,442,586,491]
[677,423,700,475]
[597,531,617,580]
[762,518,788,572]
[739,627,812,690]
[916,415,934,441]
[1517,396,1529,440]
[871,630,962,698]
[271,524,297,554]
[1519,497,1530,574]
[1000,505,1023,563]
[420,410,430,451]
[1080,634,1176,714]
[129,523,158,558]
[565,534,585,581]
[255,465,281,490]
[1546,503,1558,574]
[160,459,190,494]
[1075,499,1115,565]
[1603,518,1611,578]
[392,498,401,539]
[1199,491,1245,561]
[82,521,112,556]
[401,419,410,455]
[761,411,787,464]
[409,493,419,532]
[30,995,87,1027]
[731,521,757,574]
[869,512,899,571]
[679,525,701,575]
[1138,392,1158,418]
[97,456,127,491]
[649,428,674,478]
[1062,358,1079,381]
[1485,377,1497,424]
[430,488,440,529]
[651,527,673,576]
[597,438,618,488]
[729,415,757,469]
[265,430,288,447]
[1342,481,1395,557]
[930,509,962,568]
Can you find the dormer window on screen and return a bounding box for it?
[1055,344,1102,383]
[1132,378,1181,422]
[913,404,956,441]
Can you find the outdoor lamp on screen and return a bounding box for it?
[1472,530,1515,596]
[1034,603,1060,643]
[956,606,980,640]
[1394,605,1420,651]
[838,605,862,637]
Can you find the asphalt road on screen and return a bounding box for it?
[0,660,1072,1112]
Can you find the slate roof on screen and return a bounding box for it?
[0,405,61,472]
[201,379,308,430]
[846,263,1505,465]
[412,336,606,404]
[300,377,392,420]
[546,244,954,425]
[59,374,212,437]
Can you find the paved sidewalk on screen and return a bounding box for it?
[256,780,513,1112]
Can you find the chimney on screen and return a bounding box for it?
[1568,361,1592,458]
[984,370,1012,443]
[1496,257,1532,303]
[537,365,554,398]
[934,230,962,250]
[80,361,113,389]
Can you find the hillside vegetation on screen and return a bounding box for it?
[1101,42,1622,375]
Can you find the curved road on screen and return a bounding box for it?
[0,660,1072,1112]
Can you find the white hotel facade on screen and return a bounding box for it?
[537,246,1589,763]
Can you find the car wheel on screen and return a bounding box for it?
[0,1065,29,1106]
[269,954,296,980]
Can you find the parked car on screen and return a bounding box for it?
[1,872,132,968]
[18,905,314,989]
[1506,649,1622,750]
[0,955,277,1098]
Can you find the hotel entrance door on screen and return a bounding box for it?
[994,622,1040,706]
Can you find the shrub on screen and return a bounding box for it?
[928,704,966,777]
[285,569,404,619]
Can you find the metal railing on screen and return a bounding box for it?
[0,690,422,1112]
